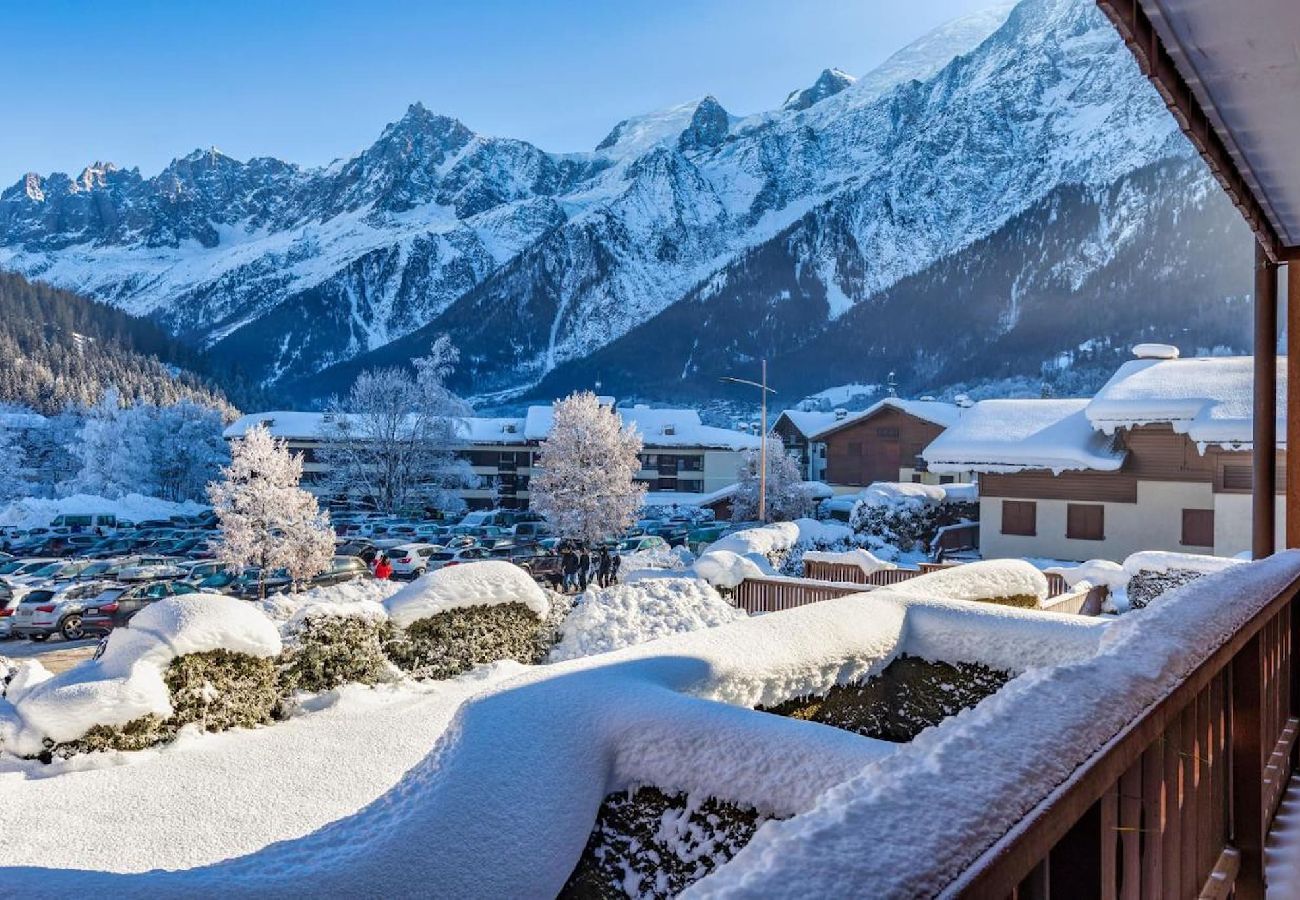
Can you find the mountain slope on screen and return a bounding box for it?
[0,272,245,414]
[0,0,1245,408]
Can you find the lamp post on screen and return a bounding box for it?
[721,360,776,522]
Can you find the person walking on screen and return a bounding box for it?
[609,551,621,585]
[373,553,393,580]
[596,546,612,588]
[578,545,591,593]
[561,545,579,593]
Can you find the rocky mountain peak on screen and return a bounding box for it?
[782,68,857,111]
[677,96,731,152]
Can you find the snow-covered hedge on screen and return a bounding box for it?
[0,594,282,757]
[889,559,1049,609]
[383,562,563,679]
[549,577,746,662]
[847,482,977,552]
[279,601,396,694]
[693,519,854,588]
[1048,552,1244,612]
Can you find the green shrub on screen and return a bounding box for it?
[384,601,557,680]
[280,613,396,694]
[764,654,1011,743]
[49,649,280,759]
[561,786,771,899]
[1127,568,1204,610]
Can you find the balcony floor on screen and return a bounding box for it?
[1267,776,1300,898]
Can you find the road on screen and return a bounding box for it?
[3,637,99,673]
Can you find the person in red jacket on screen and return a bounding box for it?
[373,553,393,580]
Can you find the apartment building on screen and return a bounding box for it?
[923,347,1287,561]
[223,402,759,511]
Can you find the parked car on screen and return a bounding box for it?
[6,559,94,586]
[176,560,228,584]
[425,547,493,571]
[49,513,121,533]
[308,556,371,589]
[9,581,110,641]
[511,522,552,542]
[197,568,252,595]
[388,544,443,580]
[617,535,669,554]
[0,558,60,580]
[336,539,380,564]
[516,549,564,589]
[117,561,188,583]
[0,582,17,639]
[81,580,200,637]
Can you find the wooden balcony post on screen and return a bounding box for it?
[1232,633,1266,899]
[1255,243,1279,558]
[1288,261,1300,548]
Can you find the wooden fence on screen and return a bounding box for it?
[802,559,1072,599]
[951,574,1300,898]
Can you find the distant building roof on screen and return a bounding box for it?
[1086,356,1287,449]
[924,399,1127,475]
[224,406,759,451]
[773,409,843,439]
[810,398,964,441]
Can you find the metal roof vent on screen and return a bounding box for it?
[1131,343,1180,360]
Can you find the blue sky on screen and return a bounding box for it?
[0,0,995,184]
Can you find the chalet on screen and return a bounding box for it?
[808,398,969,489]
[924,347,1287,561]
[223,402,759,510]
[769,409,841,481]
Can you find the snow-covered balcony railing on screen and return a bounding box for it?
[909,553,1300,899]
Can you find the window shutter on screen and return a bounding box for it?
[1066,504,1104,540]
[1002,500,1036,536]
[1181,509,1214,547]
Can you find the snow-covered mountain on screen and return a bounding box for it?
[0,0,1249,406]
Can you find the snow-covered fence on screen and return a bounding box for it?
[799,560,1094,604]
[732,576,872,614]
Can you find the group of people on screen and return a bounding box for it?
[558,543,620,594]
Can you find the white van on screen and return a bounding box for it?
[49,513,119,533]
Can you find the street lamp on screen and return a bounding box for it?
[721,360,776,523]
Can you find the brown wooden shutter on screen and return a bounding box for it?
[1223,465,1253,491]
[1181,509,1214,547]
[1002,500,1037,536]
[1066,504,1105,540]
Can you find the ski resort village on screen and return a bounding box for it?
[5,0,1300,897]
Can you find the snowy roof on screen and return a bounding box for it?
[223,407,758,450]
[924,399,1127,475]
[1086,356,1287,449]
[809,398,963,440]
[773,409,843,439]
[524,404,760,450]
[640,483,739,508]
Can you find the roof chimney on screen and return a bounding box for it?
[1131,343,1180,360]
[834,408,848,420]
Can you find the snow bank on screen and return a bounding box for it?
[0,595,280,756]
[549,578,747,662]
[854,481,947,508]
[692,550,772,589]
[0,493,207,529]
[802,549,895,576]
[889,559,1049,606]
[1122,550,1243,577]
[256,578,402,625]
[384,561,549,628]
[1045,558,1127,591]
[703,519,851,559]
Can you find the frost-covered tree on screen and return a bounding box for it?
[731,437,814,523]
[208,425,334,599]
[529,391,646,544]
[0,420,36,502]
[65,390,159,499]
[320,336,476,515]
[153,401,229,502]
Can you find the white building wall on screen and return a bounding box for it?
[703,449,746,494]
[1212,493,1285,557]
[980,480,1215,563]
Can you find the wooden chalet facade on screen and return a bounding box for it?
[811,399,965,488]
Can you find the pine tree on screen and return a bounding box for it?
[731,436,814,523]
[529,392,646,544]
[208,424,334,599]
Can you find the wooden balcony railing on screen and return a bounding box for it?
[951,571,1300,899]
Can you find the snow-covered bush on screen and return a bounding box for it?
[730,438,815,523]
[694,518,854,586]
[0,655,14,691]
[848,482,977,552]
[383,562,560,679]
[1121,551,1244,610]
[890,559,1049,609]
[549,577,746,661]
[0,594,282,758]
[279,601,396,694]
[564,787,772,898]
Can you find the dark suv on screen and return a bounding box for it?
[81,581,199,636]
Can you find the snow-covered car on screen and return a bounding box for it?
[412,523,451,540]
[9,580,112,642]
[616,536,669,554]
[80,580,200,637]
[0,558,60,582]
[116,562,188,583]
[425,546,493,571]
[0,582,18,638]
[6,559,95,587]
[175,560,227,584]
[387,543,444,579]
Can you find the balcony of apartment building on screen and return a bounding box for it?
[639,452,707,493]
[894,4,1300,896]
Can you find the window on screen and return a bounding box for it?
[876,427,900,438]
[911,473,923,484]
[1182,509,1214,547]
[1002,501,1036,536]
[1223,464,1253,491]
[1067,504,1105,541]
[939,475,955,485]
